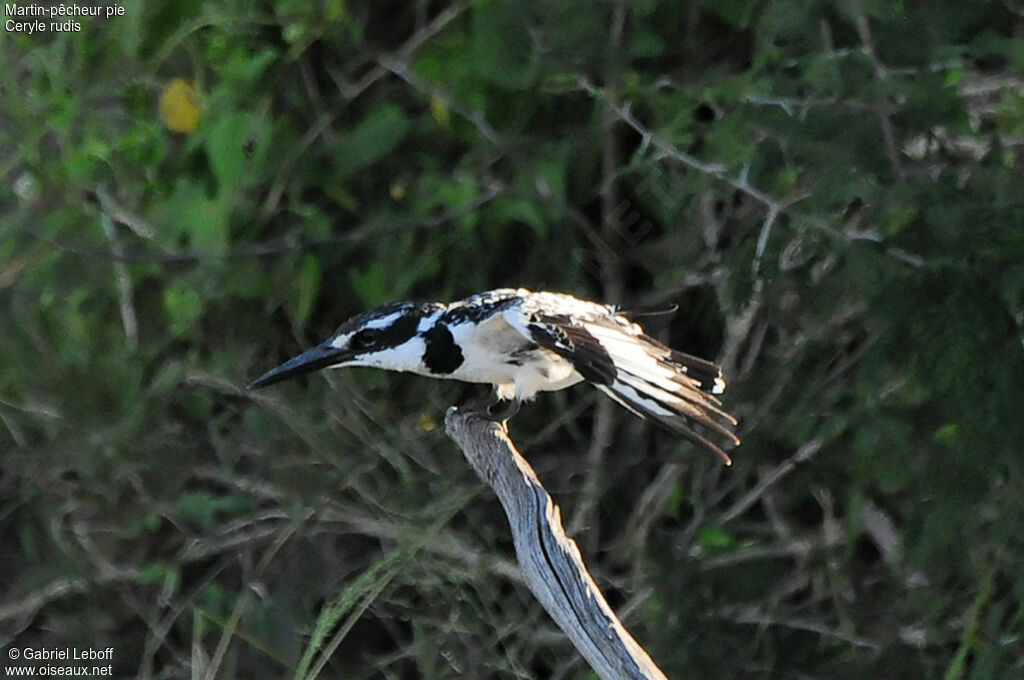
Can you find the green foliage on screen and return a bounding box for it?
[2,1,1023,678]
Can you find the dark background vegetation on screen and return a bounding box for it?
[2,1,1023,678]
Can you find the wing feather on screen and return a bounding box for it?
[504,296,740,463]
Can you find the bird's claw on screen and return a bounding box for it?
[482,397,521,422]
[459,390,521,423]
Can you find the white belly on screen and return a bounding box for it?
[446,315,584,400]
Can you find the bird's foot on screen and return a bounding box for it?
[482,396,521,422]
[459,390,521,423]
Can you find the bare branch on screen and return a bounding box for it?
[580,77,777,208]
[444,408,670,680]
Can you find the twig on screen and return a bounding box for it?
[444,408,670,680]
[99,211,138,350]
[610,461,684,562]
[719,606,882,651]
[581,78,777,208]
[751,205,780,279]
[569,398,615,546]
[720,439,822,524]
[718,279,763,382]
[380,57,502,146]
[0,570,140,637]
[699,536,821,570]
[851,1,906,180]
[859,498,901,565]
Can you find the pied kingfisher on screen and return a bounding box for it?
[250,288,740,463]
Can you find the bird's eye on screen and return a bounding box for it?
[349,329,381,350]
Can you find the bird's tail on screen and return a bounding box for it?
[584,325,740,463]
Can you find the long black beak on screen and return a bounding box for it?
[248,343,349,390]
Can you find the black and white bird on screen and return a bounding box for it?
[250,288,740,463]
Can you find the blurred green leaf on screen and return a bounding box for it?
[630,28,666,59]
[332,105,410,182]
[490,197,546,235]
[288,254,322,328]
[206,112,253,191]
[138,561,169,585]
[697,526,736,551]
[934,423,959,446]
[470,4,538,89]
[350,260,390,308]
[164,282,203,337]
[153,181,230,251]
[665,484,685,519]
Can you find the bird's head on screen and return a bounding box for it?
[248,300,442,389]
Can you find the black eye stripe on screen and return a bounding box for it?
[350,329,380,349]
[348,315,419,352]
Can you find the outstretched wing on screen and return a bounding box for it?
[504,293,740,464]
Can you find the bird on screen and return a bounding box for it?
[249,288,740,463]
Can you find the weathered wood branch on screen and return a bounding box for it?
[444,407,669,680]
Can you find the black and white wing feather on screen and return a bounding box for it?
[504,292,740,463]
